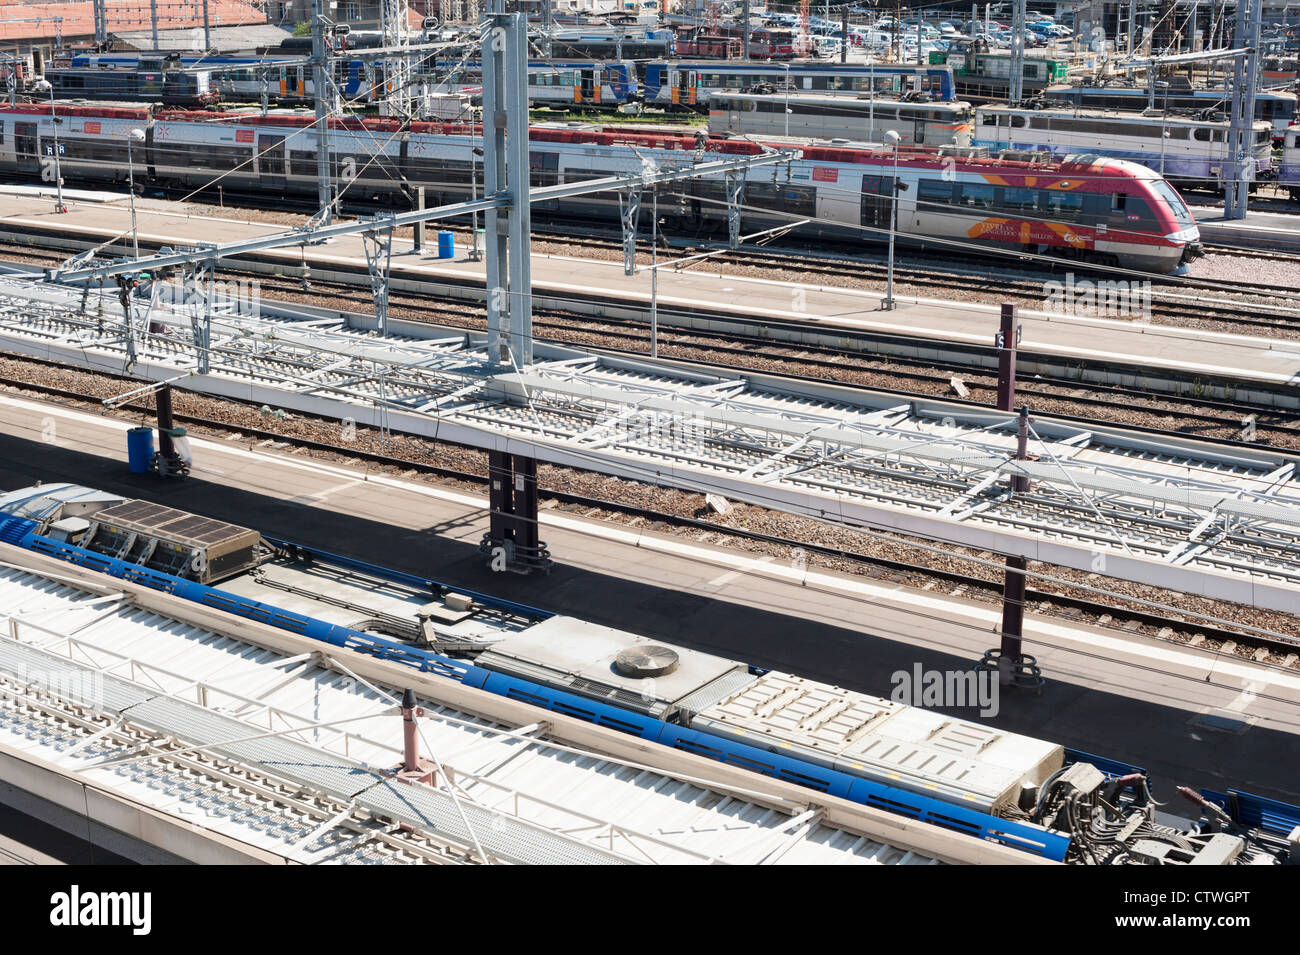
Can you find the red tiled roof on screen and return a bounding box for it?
[0,1,268,42]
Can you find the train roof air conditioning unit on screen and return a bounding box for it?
[997,148,1052,163]
[938,145,989,159]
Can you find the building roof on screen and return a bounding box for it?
[111,23,293,53]
[0,2,267,43]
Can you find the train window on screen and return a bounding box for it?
[1150,179,1195,228]
[997,186,1037,213]
[917,180,953,209]
[1010,115,1026,128]
[1194,127,1211,142]
[530,151,559,187]
[290,151,315,178]
[1042,190,1083,221]
[981,113,998,126]
[779,183,819,217]
[1257,128,1273,144]
[956,182,995,208]
[1164,126,1190,140]
[1109,192,1158,228]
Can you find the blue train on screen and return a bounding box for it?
[52,51,370,104]
[0,485,1294,866]
[48,50,638,110]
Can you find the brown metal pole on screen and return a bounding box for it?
[996,301,1017,412]
[1000,554,1028,661]
[155,383,177,462]
[401,687,420,773]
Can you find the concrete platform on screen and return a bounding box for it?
[2,191,1298,392]
[1195,206,1300,252]
[0,389,1296,815]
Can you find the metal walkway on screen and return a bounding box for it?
[0,276,1298,611]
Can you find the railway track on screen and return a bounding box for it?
[30,181,1300,324]
[1,363,1296,666]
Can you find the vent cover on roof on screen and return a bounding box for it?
[615,646,680,678]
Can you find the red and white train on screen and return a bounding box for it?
[0,104,1202,273]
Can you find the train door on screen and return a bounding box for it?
[258,134,286,191]
[914,114,925,145]
[861,174,895,234]
[14,121,38,174]
[668,70,696,106]
[580,68,595,105]
[816,169,858,226]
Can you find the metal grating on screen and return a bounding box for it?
[0,636,626,865]
[2,277,1299,609]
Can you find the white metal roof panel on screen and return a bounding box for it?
[0,563,945,865]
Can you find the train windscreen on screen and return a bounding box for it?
[1149,179,1196,229]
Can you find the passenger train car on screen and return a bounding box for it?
[642,60,956,108]
[1279,125,1300,200]
[0,103,1202,273]
[929,44,1069,102]
[1044,83,1298,140]
[0,484,1292,865]
[42,55,219,107]
[708,90,974,148]
[974,105,1274,187]
[57,51,371,106]
[432,59,639,109]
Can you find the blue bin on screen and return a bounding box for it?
[437,230,455,259]
[127,427,154,474]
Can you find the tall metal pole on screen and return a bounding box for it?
[482,7,532,367]
[203,0,212,51]
[312,0,333,225]
[1225,0,1260,219]
[542,0,552,57]
[841,5,848,64]
[93,0,107,48]
[49,88,66,215]
[884,138,897,309]
[127,131,142,259]
[483,6,508,365]
[1009,0,1026,104]
[150,0,158,48]
[650,190,658,358]
[743,0,752,60]
[504,11,532,367]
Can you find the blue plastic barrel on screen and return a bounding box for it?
[127,427,154,474]
[437,230,455,259]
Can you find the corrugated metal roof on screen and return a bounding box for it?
[0,563,943,865]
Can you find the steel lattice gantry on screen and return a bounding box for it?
[1,278,1299,613]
